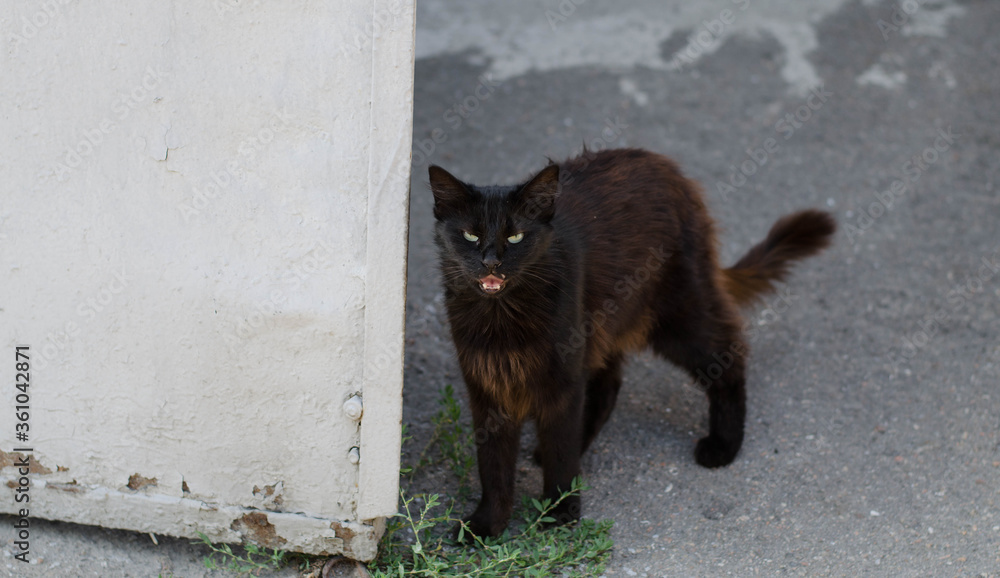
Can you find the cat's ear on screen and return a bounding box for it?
[429,165,473,220]
[515,164,560,222]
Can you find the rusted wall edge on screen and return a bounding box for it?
[0,477,386,561]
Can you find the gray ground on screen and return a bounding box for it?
[5,0,999,576]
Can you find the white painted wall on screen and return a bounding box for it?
[0,0,414,559]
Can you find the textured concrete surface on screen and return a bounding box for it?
[4,0,1000,576]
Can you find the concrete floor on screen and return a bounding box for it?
[4,0,999,576]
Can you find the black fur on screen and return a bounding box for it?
[430,148,835,538]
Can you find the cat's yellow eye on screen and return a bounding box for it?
[507,232,524,244]
[463,231,479,242]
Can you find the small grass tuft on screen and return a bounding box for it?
[369,477,613,577]
[194,531,286,575]
[370,386,615,577]
[433,384,478,491]
[406,384,477,496]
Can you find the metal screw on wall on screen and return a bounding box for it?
[343,395,363,420]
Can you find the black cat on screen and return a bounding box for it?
[429,148,835,538]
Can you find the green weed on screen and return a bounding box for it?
[194,531,286,575]
[405,384,477,496]
[370,477,613,577]
[370,386,615,577]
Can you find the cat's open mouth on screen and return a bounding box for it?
[479,274,505,294]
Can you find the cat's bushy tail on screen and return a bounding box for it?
[722,209,836,307]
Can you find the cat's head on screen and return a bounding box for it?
[429,163,560,297]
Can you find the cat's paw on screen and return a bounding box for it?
[694,435,740,468]
[455,511,505,543]
[542,494,582,528]
[452,521,480,544]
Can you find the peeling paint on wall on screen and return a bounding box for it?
[232,512,287,550]
[0,479,386,559]
[251,480,285,510]
[126,474,158,491]
[0,452,52,475]
[47,481,84,494]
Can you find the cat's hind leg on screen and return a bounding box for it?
[651,301,747,468]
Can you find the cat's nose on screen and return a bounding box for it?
[482,255,501,270]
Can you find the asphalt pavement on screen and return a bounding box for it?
[404,0,999,576]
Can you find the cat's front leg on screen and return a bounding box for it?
[462,395,522,539]
[535,388,584,526]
